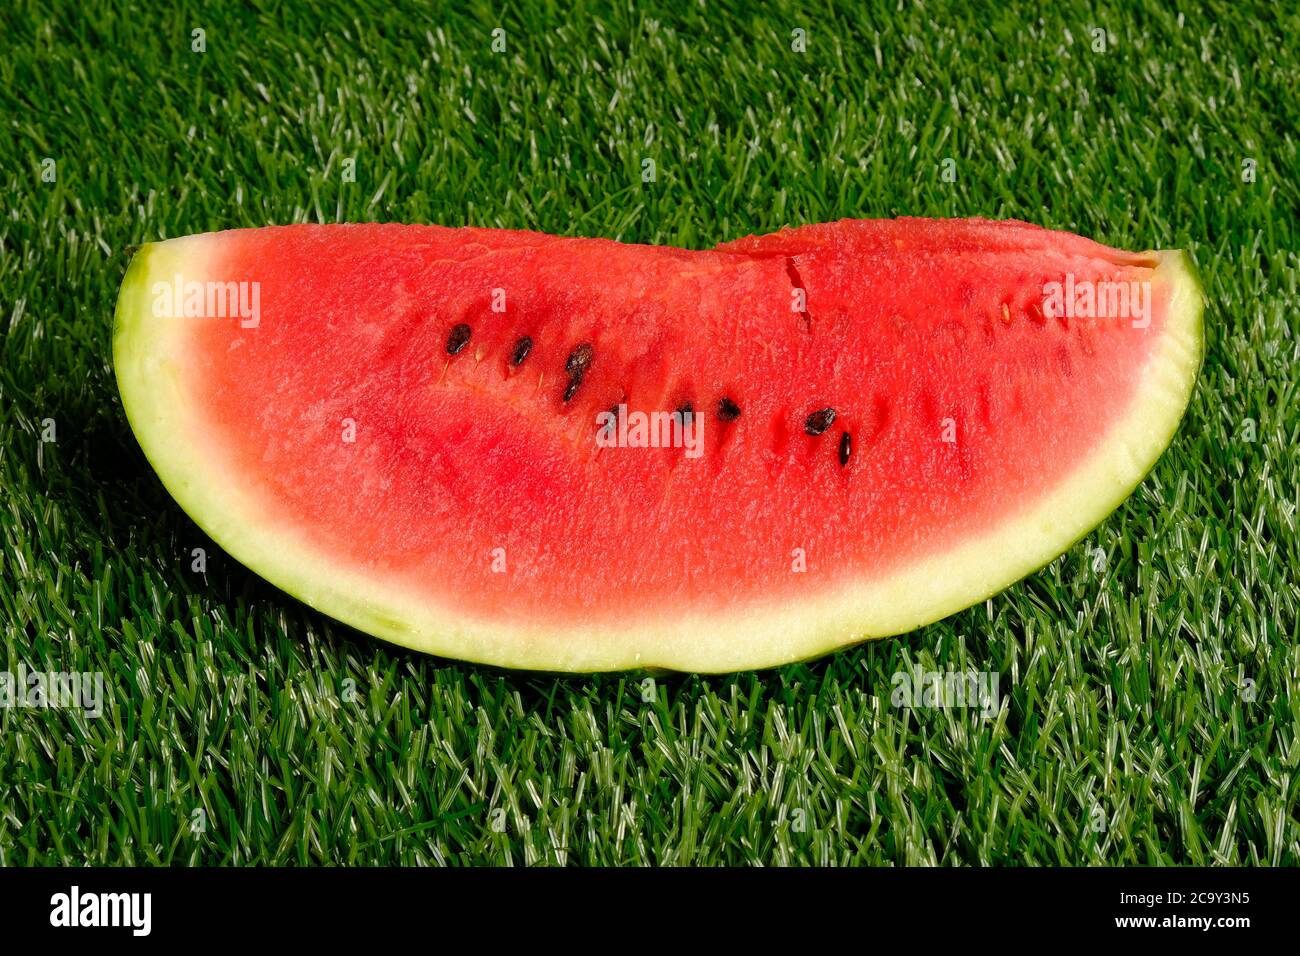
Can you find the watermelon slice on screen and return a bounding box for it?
[113,219,1203,672]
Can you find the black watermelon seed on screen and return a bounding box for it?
[446,323,472,355]
[510,336,533,366]
[675,401,694,425]
[562,343,594,402]
[805,407,836,436]
[717,397,741,422]
[838,431,851,467]
[565,342,594,376]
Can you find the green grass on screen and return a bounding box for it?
[2,0,1297,865]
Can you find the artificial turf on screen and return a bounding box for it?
[1,0,1297,865]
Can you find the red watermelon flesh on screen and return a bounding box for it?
[113,218,1203,671]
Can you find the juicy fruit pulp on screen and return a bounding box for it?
[113,219,1203,671]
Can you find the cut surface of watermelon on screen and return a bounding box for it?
[113,219,1203,671]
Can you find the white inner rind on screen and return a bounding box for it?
[114,235,1204,672]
